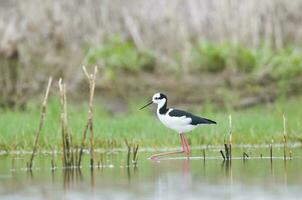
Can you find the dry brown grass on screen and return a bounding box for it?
[2,0,302,54]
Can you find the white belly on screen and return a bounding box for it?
[157,112,197,133]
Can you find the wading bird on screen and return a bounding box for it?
[140,93,216,160]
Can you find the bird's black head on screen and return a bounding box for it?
[139,92,167,110]
[152,92,167,102]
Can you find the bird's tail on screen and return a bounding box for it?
[199,117,217,124]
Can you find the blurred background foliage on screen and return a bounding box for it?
[1,0,302,110]
[84,35,155,79]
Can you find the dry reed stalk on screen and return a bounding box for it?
[283,114,288,160]
[97,160,101,169]
[220,150,226,161]
[123,10,144,51]
[132,144,139,164]
[74,145,78,167]
[224,142,229,160]
[77,120,89,166]
[270,139,273,163]
[28,77,52,169]
[10,0,301,55]
[100,153,104,167]
[243,152,249,161]
[125,139,131,167]
[59,78,72,168]
[51,148,55,170]
[70,142,74,167]
[78,66,98,168]
[12,157,15,171]
[228,114,232,160]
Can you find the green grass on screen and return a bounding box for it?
[83,37,302,82]
[0,96,302,151]
[84,35,155,80]
[190,42,302,79]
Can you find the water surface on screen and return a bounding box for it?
[0,147,301,200]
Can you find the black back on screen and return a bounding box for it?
[168,109,216,125]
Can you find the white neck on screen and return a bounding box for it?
[156,99,167,114]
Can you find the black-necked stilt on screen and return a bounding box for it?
[140,92,216,160]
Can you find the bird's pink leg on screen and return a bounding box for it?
[180,134,187,152]
[181,134,191,157]
[149,134,185,160]
[180,134,186,152]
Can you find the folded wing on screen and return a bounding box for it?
[168,109,216,126]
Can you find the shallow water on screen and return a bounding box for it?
[0,147,301,200]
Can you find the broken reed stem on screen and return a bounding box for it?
[283,114,287,160]
[78,120,89,166]
[243,152,249,161]
[125,140,131,167]
[203,149,206,161]
[59,79,66,166]
[228,114,232,160]
[51,148,55,170]
[97,160,101,169]
[59,79,72,168]
[222,115,232,161]
[224,140,229,160]
[73,145,77,167]
[270,139,273,163]
[28,77,52,169]
[133,144,139,164]
[220,150,226,161]
[70,142,74,167]
[100,153,104,167]
[78,66,98,168]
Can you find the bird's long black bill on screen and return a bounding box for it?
[139,101,153,110]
